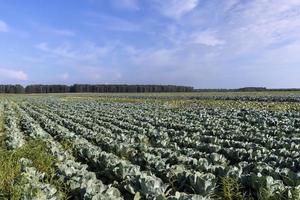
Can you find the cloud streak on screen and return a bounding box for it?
[153,0,199,19]
[85,13,141,32]
[0,20,9,32]
[0,68,28,81]
[45,28,75,37]
[191,31,225,46]
[35,42,111,63]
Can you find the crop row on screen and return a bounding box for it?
[20,99,300,198]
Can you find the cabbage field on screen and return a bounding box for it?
[0,93,300,199]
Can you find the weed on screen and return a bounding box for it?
[216,177,249,200]
[0,140,69,199]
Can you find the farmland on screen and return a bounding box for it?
[0,92,300,199]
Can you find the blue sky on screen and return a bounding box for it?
[0,0,300,88]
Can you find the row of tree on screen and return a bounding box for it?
[2,85,299,94]
[0,84,194,93]
[0,85,25,93]
[194,87,268,92]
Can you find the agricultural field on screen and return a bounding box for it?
[0,92,300,200]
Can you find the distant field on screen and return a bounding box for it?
[0,93,300,199]
[31,90,300,97]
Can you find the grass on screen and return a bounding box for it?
[193,99,300,111]
[7,92,300,112]
[59,138,74,152]
[48,91,300,97]
[0,106,69,199]
[216,177,249,200]
[216,177,300,200]
[156,99,300,111]
[96,97,300,112]
[0,140,70,199]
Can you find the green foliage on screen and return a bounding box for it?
[0,140,69,199]
[59,138,74,152]
[217,177,246,200]
[2,93,300,199]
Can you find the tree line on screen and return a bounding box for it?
[2,85,299,94]
[194,87,268,92]
[0,84,194,93]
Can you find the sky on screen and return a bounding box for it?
[0,0,300,88]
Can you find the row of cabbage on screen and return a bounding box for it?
[3,98,206,199]
[20,102,206,199]
[18,97,300,199]
[1,103,60,199]
[108,94,300,102]
[1,102,124,199]
[24,103,219,197]
[36,100,300,169]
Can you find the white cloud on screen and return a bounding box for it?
[221,0,300,57]
[132,48,174,66]
[222,0,240,12]
[11,0,300,87]
[0,68,28,81]
[35,42,111,63]
[80,67,122,82]
[107,0,300,87]
[86,14,141,32]
[121,43,217,86]
[192,31,225,46]
[46,28,75,37]
[154,0,199,19]
[0,20,9,32]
